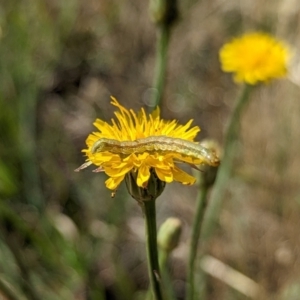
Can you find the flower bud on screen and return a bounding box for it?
[149,0,179,26]
[197,140,221,189]
[125,168,166,202]
[157,217,182,253]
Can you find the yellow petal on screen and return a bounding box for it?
[155,168,174,183]
[137,164,151,187]
[104,164,133,177]
[105,175,125,190]
[78,96,215,193]
[219,32,290,84]
[172,166,196,185]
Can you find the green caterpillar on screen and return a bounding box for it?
[91,136,220,166]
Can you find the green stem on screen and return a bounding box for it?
[143,200,163,300]
[186,186,208,300]
[158,249,176,300]
[201,84,253,241]
[152,25,171,108]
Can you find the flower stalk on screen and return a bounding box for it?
[157,218,182,300]
[152,25,171,108]
[186,85,252,300]
[150,0,178,108]
[186,186,208,300]
[201,84,253,241]
[143,199,163,300]
[186,141,220,300]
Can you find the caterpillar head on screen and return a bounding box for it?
[91,139,106,153]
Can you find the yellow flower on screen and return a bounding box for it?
[76,97,219,191]
[219,32,290,85]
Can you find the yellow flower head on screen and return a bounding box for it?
[219,32,290,85]
[76,97,219,192]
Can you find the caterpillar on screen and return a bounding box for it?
[91,136,220,166]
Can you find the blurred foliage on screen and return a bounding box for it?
[1,0,300,299]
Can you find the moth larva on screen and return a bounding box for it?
[91,136,220,166]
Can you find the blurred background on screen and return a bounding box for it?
[1,0,300,299]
